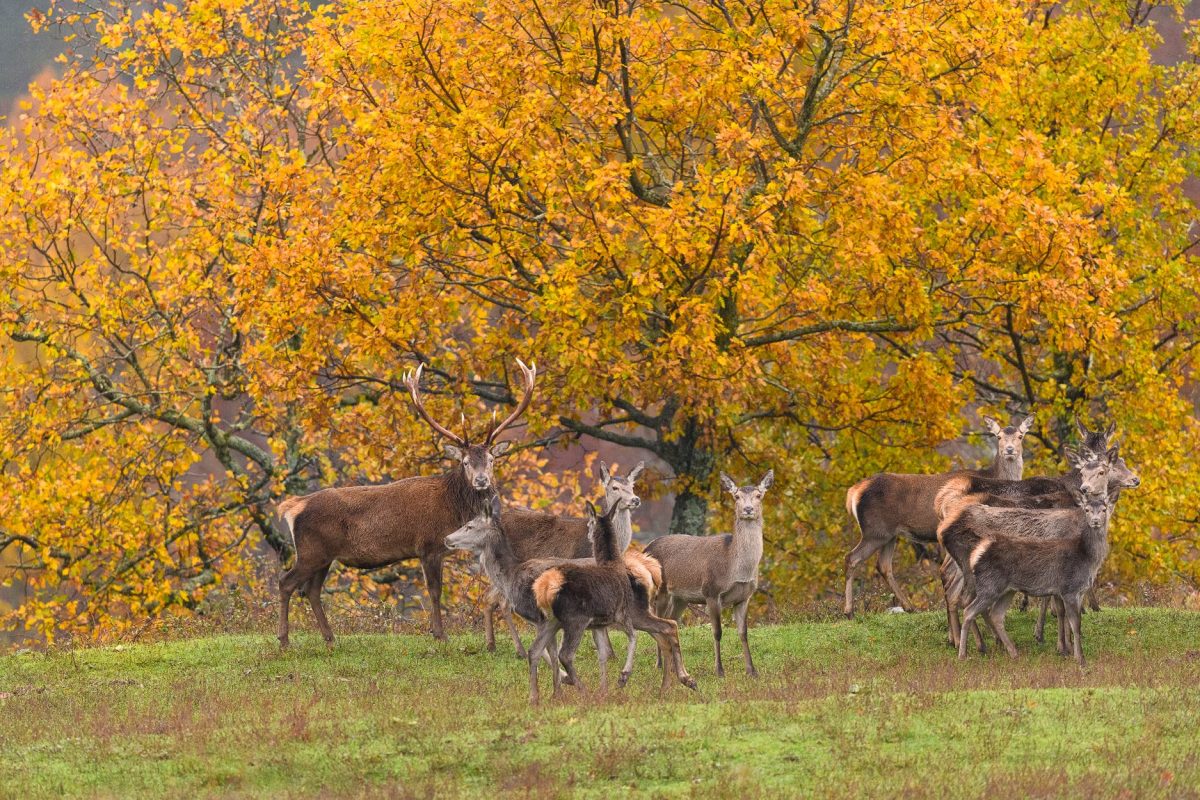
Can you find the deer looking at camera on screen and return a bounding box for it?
[941,489,1116,665]
[446,497,695,704]
[273,360,536,647]
[485,461,645,660]
[843,416,1033,616]
[646,470,773,678]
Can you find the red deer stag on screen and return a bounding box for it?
[274,359,536,646]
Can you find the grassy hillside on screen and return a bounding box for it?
[3,608,1200,799]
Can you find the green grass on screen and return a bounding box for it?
[3,608,1200,799]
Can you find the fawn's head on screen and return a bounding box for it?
[984,415,1033,463]
[445,495,504,554]
[599,460,643,513]
[720,470,774,521]
[1072,489,1112,530]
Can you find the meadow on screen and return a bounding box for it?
[3,608,1200,799]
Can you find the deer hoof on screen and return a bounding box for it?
[618,671,631,688]
[278,637,289,650]
[747,667,759,678]
[682,675,697,690]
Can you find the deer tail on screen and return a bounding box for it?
[276,496,309,548]
[845,478,872,529]
[934,476,980,545]
[623,550,663,598]
[532,568,566,618]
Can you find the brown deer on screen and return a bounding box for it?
[447,497,695,704]
[936,439,1139,650]
[484,461,645,658]
[274,360,536,646]
[843,415,1033,616]
[941,489,1115,665]
[646,470,773,678]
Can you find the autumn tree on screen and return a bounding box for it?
[1,0,1198,641]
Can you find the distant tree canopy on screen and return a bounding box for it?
[1,0,1198,641]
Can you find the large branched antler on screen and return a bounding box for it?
[403,364,468,446]
[485,358,537,445]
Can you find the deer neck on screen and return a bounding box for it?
[988,451,1023,481]
[731,514,764,584]
[479,533,521,604]
[610,506,634,554]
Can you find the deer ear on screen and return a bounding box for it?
[1075,417,1089,438]
[1018,415,1034,434]
[489,441,512,458]
[1071,489,1087,507]
[1104,421,1117,440]
[1106,444,1120,463]
[444,444,465,461]
[598,460,611,485]
[719,473,737,494]
[983,416,1002,436]
[758,469,775,492]
[628,461,645,482]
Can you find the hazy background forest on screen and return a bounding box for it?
[2,0,1200,647]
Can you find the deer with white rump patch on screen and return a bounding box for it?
[646,470,773,678]
[485,461,645,660]
[274,359,535,646]
[843,416,1032,616]
[446,497,695,703]
[940,489,1115,665]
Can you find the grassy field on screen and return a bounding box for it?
[3,608,1200,799]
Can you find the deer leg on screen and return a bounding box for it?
[419,552,448,641]
[958,592,996,660]
[655,595,685,670]
[876,538,914,612]
[527,621,559,705]
[706,597,725,678]
[1063,595,1085,666]
[985,593,1018,659]
[1035,596,1050,644]
[559,623,587,695]
[844,535,887,617]
[941,555,962,648]
[635,611,695,692]
[503,607,527,659]
[733,598,757,677]
[1055,597,1069,656]
[1087,586,1101,612]
[1018,593,1030,612]
[619,622,637,688]
[593,629,615,693]
[303,565,334,646]
[484,597,497,652]
[278,568,302,652]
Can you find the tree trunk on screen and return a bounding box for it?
[661,415,715,535]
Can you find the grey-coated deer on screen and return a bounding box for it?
[941,489,1115,665]
[646,470,773,678]
[843,415,1032,616]
[274,360,535,646]
[447,497,694,704]
[485,461,644,658]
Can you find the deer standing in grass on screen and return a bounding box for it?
[646,470,773,678]
[934,445,1123,650]
[843,416,1032,616]
[274,360,535,646]
[941,489,1115,665]
[447,497,694,704]
[485,461,644,660]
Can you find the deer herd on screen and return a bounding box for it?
[276,359,1138,703]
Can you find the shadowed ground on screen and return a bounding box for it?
[2,608,1199,798]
